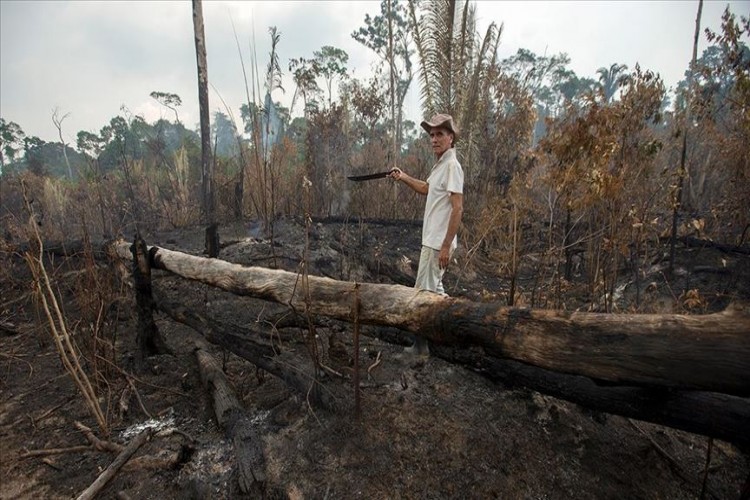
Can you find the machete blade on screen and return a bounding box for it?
[346,169,396,181]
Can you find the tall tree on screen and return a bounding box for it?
[0,118,25,174]
[352,0,415,149]
[289,57,322,116]
[313,46,349,109]
[150,91,182,124]
[500,48,572,142]
[212,111,239,158]
[553,70,597,111]
[23,136,48,176]
[669,0,703,277]
[192,0,216,256]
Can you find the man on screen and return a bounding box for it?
[390,113,464,355]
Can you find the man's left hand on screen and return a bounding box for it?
[439,246,450,269]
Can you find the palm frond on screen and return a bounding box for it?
[408,0,435,114]
[266,27,284,94]
[459,22,499,183]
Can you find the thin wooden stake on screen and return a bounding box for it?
[353,282,361,419]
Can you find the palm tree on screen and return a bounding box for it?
[407,0,500,181]
[596,63,629,103]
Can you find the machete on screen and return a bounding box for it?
[346,169,397,181]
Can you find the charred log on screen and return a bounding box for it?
[674,235,750,255]
[155,297,348,412]
[76,428,153,500]
[154,299,750,448]
[193,343,265,494]
[311,216,420,227]
[431,344,750,449]
[112,241,750,397]
[4,239,110,259]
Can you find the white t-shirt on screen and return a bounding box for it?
[422,148,464,251]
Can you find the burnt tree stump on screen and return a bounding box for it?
[130,235,169,369]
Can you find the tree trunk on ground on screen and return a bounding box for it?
[430,343,750,449]
[160,297,750,448]
[193,337,266,494]
[155,297,347,411]
[666,235,750,255]
[112,241,750,397]
[6,239,110,259]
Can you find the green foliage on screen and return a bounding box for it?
[212,111,240,159]
[351,0,415,146]
[289,57,323,114]
[1,134,87,178]
[501,49,572,104]
[150,91,182,123]
[0,118,26,172]
[314,45,350,108]
[352,0,411,61]
[500,49,599,142]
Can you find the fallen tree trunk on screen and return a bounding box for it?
[431,344,750,449]
[5,239,105,258]
[158,300,750,448]
[193,341,266,494]
[156,297,346,411]
[113,241,750,397]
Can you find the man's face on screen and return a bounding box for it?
[429,127,453,157]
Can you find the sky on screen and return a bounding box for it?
[1,0,747,146]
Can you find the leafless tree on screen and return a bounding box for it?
[669,0,703,276]
[52,107,73,178]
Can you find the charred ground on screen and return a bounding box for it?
[1,218,748,499]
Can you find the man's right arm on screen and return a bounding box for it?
[391,168,428,195]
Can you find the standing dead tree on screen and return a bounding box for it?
[192,0,218,257]
[669,0,703,276]
[52,107,73,179]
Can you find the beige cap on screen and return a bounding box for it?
[420,113,459,138]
